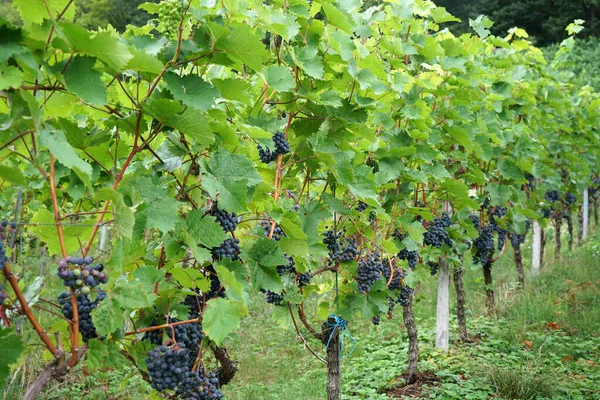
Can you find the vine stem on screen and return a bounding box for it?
[123,317,201,336]
[288,304,326,364]
[49,155,79,363]
[82,111,142,257]
[2,262,59,355]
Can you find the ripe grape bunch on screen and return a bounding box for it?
[323,229,359,264]
[146,344,190,391]
[356,252,383,293]
[260,220,286,241]
[58,291,106,342]
[211,238,240,261]
[471,216,495,265]
[545,190,561,203]
[264,290,284,306]
[0,284,7,304]
[423,213,453,248]
[212,206,238,233]
[565,192,577,205]
[257,131,290,164]
[166,318,204,368]
[56,256,107,294]
[176,370,223,400]
[297,271,311,287]
[0,220,16,243]
[510,220,531,248]
[394,231,418,270]
[355,201,368,212]
[157,0,182,39]
[381,258,404,290]
[276,255,295,276]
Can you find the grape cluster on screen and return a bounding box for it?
[184,293,203,318]
[0,241,7,269]
[156,0,182,39]
[355,201,368,212]
[0,220,15,243]
[166,318,204,368]
[272,131,290,155]
[428,262,439,276]
[212,207,238,233]
[472,224,494,265]
[510,220,531,248]
[56,256,107,293]
[541,208,552,219]
[371,315,381,325]
[356,252,383,293]
[423,213,453,248]
[545,190,561,202]
[211,238,240,261]
[264,290,284,306]
[565,192,577,205]
[146,345,190,391]
[143,320,164,345]
[175,370,223,400]
[205,265,226,299]
[257,132,290,164]
[276,255,296,276]
[323,229,359,264]
[260,220,286,241]
[397,286,413,306]
[297,271,311,287]
[0,284,7,304]
[525,173,535,190]
[58,292,104,342]
[381,258,404,290]
[394,232,419,270]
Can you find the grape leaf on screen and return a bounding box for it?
[0,329,24,388]
[62,56,107,106]
[202,298,248,345]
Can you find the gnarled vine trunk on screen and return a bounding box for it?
[578,207,584,244]
[211,345,239,386]
[321,318,341,400]
[452,267,468,340]
[482,257,495,315]
[553,215,562,259]
[513,242,525,289]
[541,229,546,268]
[402,298,418,384]
[566,214,574,252]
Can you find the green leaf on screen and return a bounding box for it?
[215,265,245,299]
[126,48,164,74]
[262,65,295,92]
[62,56,107,106]
[169,267,211,292]
[178,210,228,248]
[203,298,248,345]
[0,165,26,186]
[0,65,23,90]
[322,3,353,34]
[498,160,524,182]
[203,175,249,213]
[249,238,288,268]
[212,78,253,104]
[13,0,75,24]
[0,328,24,388]
[216,24,270,71]
[164,72,220,111]
[469,15,494,39]
[53,23,133,71]
[92,295,123,337]
[39,127,93,179]
[430,7,460,24]
[291,46,324,80]
[86,340,124,373]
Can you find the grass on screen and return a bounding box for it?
[3,224,600,399]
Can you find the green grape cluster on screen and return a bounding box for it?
[157,0,182,39]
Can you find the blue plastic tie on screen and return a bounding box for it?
[325,314,356,358]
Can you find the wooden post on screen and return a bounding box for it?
[583,189,589,240]
[435,258,450,351]
[532,220,542,274]
[321,318,341,400]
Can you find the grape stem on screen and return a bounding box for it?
[2,262,59,356]
[123,318,201,336]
